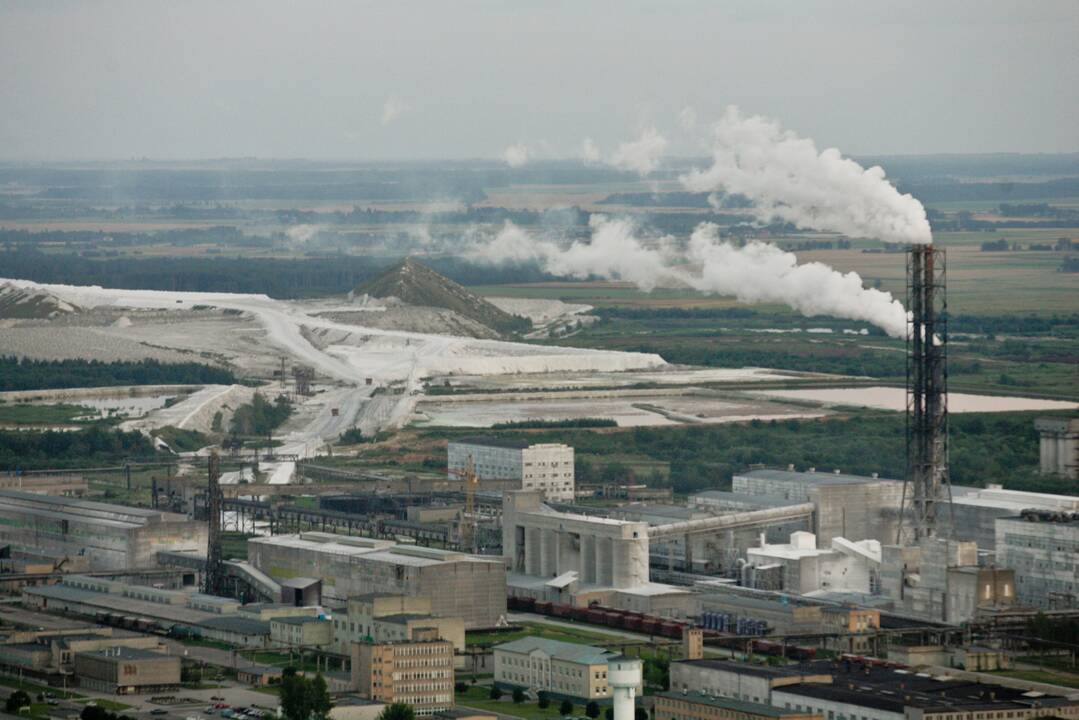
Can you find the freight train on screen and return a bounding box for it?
[506,596,817,661]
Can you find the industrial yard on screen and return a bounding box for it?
[0,5,1077,720]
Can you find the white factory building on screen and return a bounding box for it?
[1035,417,1079,479]
[448,437,574,502]
[996,510,1079,609]
[502,490,695,618]
[743,531,881,595]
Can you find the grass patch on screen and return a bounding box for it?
[0,675,82,699]
[0,403,97,425]
[152,425,211,452]
[220,532,255,561]
[78,699,132,711]
[455,686,572,720]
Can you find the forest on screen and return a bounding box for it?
[0,357,235,391]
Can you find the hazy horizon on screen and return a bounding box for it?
[2,1,1078,162]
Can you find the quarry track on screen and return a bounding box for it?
[2,279,664,445]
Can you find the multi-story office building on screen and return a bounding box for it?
[996,511,1079,609]
[448,437,574,502]
[352,629,455,716]
[331,594,465,659]
[493,637,639,702]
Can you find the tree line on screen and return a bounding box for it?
[0,357,235,391]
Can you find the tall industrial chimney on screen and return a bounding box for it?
[902,244,951,541]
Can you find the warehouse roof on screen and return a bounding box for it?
[656,691,808,717]
[76,647,173,661]
[735,469,898,487]
[783,662,1077,712]
[198,616,271,636]
[675,659,819,679]
[494,637,616,665]
[272,616,329,626]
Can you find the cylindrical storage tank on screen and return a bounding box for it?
[607,657,642,720]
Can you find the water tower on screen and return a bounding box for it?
[607,656,642,720]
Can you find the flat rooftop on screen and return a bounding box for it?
[735,469,898,487]
[0,489,185,525]
[655,691,810,717]
[780,661,1077,712]
[250,533,500,565]
[76,647,173,661]
[675,659,821,679]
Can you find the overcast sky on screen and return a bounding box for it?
[2,0,1077,162]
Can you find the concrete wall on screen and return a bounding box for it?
[997,517,1079,609]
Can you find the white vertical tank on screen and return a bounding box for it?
[607,656,642,720]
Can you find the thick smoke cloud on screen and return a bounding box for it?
[682,106,931,245]
[609,128,668,176]
[467,218,907,337]
[502,143,531,167]
[381,95,409,126]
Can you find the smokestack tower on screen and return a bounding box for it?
[902,245,950,541]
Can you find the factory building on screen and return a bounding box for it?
[0,490,207,571]
[654,692,822,720]
[449,437,575,502]
[696,588,879,640]
[1035,417,1079,478]
[670,659,832,706]
[996,510,1079,609]
[732,468,1079,555]
[74,647,181,695]
[270,616,333,648]
[22,577,273,647]
[493,637,639,702]
[351,628,455,715]
[949,484,1079,554]
[502,491,694,618]
[743,531,881,595]
[770,660,1079,720]
[732,469,904,546]
[880,537,1015,624]
[332,594,465,661]
[247,532,506,628]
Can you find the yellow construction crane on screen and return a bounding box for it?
[447,454,478,553]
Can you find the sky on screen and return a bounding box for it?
[1,0,1077,162]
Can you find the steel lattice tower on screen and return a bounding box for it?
[901,245,951,542]
[203,451,226,595]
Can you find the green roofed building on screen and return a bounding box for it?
[493,637,640,703]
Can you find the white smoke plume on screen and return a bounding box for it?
[468,218,907,337]
[381,95,410,126]
[580,137,602,164]
[682,106,931,245]
[679,106,698,132]
[682,224,906,336]
[609,127,668,176]
[285,224,321,244]
[502,143,531,168]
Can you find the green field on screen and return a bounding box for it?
[467,622,621,648]
[0,403,96,425]
[455,686,582,720]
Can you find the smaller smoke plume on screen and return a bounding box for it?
[502,143,531,168]
[381,95,410,126]
[679,106,698,132]
[682,106,931,245]
[580,138,601,164]
[286,224,321,244]
[609,127,668,176]
[467,218,907,337]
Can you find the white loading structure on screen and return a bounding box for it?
[608,656,642,720]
